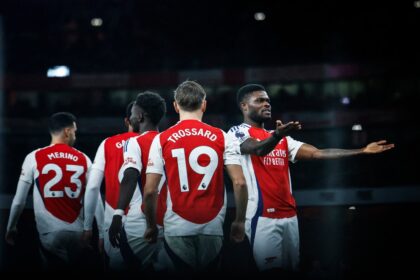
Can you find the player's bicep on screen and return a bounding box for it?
[295,143,320,160]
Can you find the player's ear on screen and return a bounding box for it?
[240,101,247,112]
[63,127,71,138]
[173,101,180,113]
[139,112,145,123]
[124,117,130,128]
[201,100,207,113]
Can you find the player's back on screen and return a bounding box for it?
[158,119,226,232]
[103,132,138,210]
[32,143,90,234]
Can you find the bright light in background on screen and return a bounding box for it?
[254,12,266,21]
[341,96,350,105]
[47,66,70,78]
[348,206,356,210]
[91,18,103,27]
[414,1,420,8]
[351,124,363,131]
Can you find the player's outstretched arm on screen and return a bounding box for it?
[226,164,248,243]
[241,120,301,156]
[295,140,395,160]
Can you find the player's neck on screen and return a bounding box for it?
[179,111,203,121]
[140,123,158,133]
[244,118,264,129]
[51,136,68,145]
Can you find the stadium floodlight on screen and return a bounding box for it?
[351,124,363,131]
[91,18,103,27]
[47,65,70,78]
[254,12,266,21]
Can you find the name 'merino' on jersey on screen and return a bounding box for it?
[20,143,91,234]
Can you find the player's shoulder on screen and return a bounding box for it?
[68,145,90,159]
[27,147,45,159]
[228,123,250,133]
[106,131,137,142]
[124,134,142,151]
[228,123,251,141]
[201,121,224,132]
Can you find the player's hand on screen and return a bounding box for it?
[273,120,302,139]
[5,229,18,246]
[143,226,158,244]
[230,220,245,243]
[109,215,123,248]
[363,140,395,154]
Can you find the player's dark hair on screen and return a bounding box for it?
[48,112,76,134]
[236,84,266,105]
[125,101,135,119]
[174,80,206,112]
[135,91,166,125]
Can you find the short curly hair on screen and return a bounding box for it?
[236,84,266,106]
[135,91,166,125]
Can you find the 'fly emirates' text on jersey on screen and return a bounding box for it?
[20,143,91,234]
[147,119,241,236]
[228,123,304,219]
[120,131,167,237]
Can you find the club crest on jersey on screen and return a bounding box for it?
[235,130,246,140]
[147,159,154,166]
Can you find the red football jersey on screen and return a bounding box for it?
[101,132,138,209]
[147,119,240,236]
[34,143,89,223]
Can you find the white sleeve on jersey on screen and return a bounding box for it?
[7,151,36,231]
[286,136,305,163]
[146,135,164,175]
[228,125,251,145]
[95,193,104,238]
[6,180,32,231]
[83,168,104,231]
[121,137,142,174]
[19,151,36,183]
[223,131,241,166]
[91,140,106,172]
[227,125,251,155]
[84,153,93,178]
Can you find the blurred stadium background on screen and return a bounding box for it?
[1,0,419,277]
